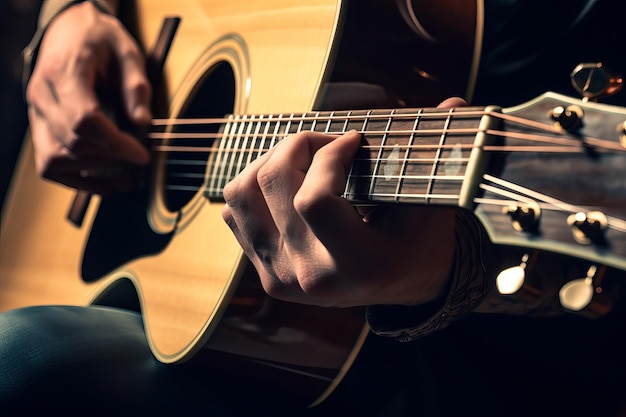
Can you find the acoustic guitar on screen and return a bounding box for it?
[1,0,625,407]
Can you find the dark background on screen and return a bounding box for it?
[0,0,41,212]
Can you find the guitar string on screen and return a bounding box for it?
[477,175,626,232]
[145,110,625,230]
[152,122,621,189]
[146,110,625,153]
[149,108,491,125]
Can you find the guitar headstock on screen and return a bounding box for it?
[472,92,626,274]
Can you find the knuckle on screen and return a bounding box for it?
[121,45,144,65]
[127,76,151,98]
[260,278,283,299]
[256,164,282,195]
[221,204,235,227]
[222,178,242,206]
[25,77,41,107]
[298,273,332,301]
[292,190,314,214]
[293,190,329,219]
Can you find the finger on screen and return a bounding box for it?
[222,152,283,267]
[72,111,150,165]
[294,130,376,256]
[257,131,338,247]
[108,21,152,125]
[437,96,468,108]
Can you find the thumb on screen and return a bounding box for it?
[121,63,152,125]
[111,33,153,125]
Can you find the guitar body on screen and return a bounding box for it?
[0,0,480,406]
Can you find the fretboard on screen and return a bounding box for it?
[204,107,489,206]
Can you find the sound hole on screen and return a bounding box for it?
[164,62,235,212]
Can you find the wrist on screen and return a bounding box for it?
[366,209,492,341]
[23,1,117,97]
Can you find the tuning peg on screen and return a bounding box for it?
[549,104,584,132]
[559,265,612,317]
[570,62,623,102]
[496,253,542,302]
[502,203,541,233]
[566,211,608,245]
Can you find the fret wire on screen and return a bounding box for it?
[344,110,373,198]
[342,110,352,134]
[225,115,245,187]
[261,117,270,156]
[270,115,282,152]
[246,116,263,168]
[395,108,423,202]
[427,108,454,204]
[297,112,305,134]
[284,114,293,137]
[369,110,396,198]
[362,110,373,132]
[229,115,248,186]
[235,115,254,177]
[258,118,267,159]
[324,111,334,134]
[208,115,233,194]
[310,111,319,132]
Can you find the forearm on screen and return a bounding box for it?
[38,0,118,26]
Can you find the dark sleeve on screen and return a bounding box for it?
[366,210,492,342]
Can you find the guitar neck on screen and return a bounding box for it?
[200,106,494,208]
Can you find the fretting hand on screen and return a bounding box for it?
[223,98,467,308]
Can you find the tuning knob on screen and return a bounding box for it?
[559,265,611,317]
[566,211,608,245]
[503,203,541,232]
[570,62,623,102]
[496,253,542,302]
[549,105,583,132]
